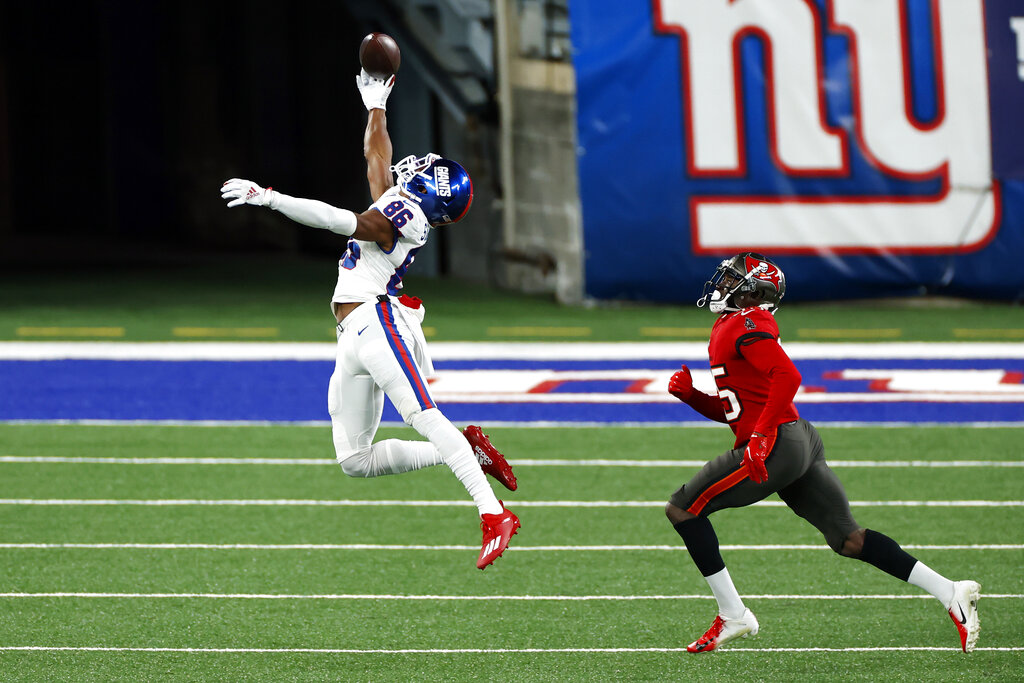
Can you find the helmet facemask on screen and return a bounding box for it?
[391,154,441,186]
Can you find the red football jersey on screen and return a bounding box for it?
[708,307,801,447]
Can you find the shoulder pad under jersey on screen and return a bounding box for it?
[372,189,430,245]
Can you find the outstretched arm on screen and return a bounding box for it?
[355,69,396,202]
[219,179,394,246]
[364,109,393,202]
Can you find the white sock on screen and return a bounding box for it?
[908,561,955,606]
[411,409,502,516]
[705,567,746,620]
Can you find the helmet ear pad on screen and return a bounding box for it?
[731,288,765,309]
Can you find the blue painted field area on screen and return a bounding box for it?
[2,342,1022,424]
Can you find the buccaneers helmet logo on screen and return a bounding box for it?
[744,255,781,290]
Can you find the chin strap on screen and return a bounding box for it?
[703,291,775,315]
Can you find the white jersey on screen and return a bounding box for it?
[331,186,431,304]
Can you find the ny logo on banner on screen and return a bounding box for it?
[1011,16,1024,80]
[654,0,999,255]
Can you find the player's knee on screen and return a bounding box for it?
[411,407,455,441]
[392,393,425,426]
[337,447,374,477]
[838,528,866,557]
[411,408,468,464]
[665,502,695,525]
[339,457,371,478]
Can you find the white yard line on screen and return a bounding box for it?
[0,419,337,428]
[0,456,338,465]
[5,419,1024,428]
[0,543,1020,551]
[2,455,1023,468]
[0,645,1020,653]
[0,499,1020,508]
[514,459,1024,468]
[4,340,1024,360]
[1,592,1020,601]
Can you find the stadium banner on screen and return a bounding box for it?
[568,0,1024,302]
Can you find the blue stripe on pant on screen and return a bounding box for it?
[376,300,435,410]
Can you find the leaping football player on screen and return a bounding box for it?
[219,68,519,570]
[665,252,981,652]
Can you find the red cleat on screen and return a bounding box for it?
[464,425,517,491]
[477,502,520,569]
[947,580,981,653]
[686,609,759,653]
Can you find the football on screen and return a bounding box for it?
[359,32,401,80]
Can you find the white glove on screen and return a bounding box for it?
[221,178,277,208]
[356,68,396,111]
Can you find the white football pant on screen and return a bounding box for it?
[327,298,501,515]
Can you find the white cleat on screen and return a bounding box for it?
[686,608,759,653]
[947,580,981,653]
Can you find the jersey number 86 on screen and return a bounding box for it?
[383,200,414,228]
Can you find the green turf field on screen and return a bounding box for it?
[0,424,1020,681]
[2,258,1023,341]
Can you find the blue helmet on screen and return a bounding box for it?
[392,153,473,226]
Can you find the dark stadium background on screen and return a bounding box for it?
[0,1,451,267]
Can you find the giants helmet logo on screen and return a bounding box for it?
[434,165,452,198]
[653,0,999,255]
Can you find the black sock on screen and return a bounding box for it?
[673,516,726,577]
[857,529,918,582]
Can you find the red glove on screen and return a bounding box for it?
[668,365,694,402]
[742,431,776,484]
